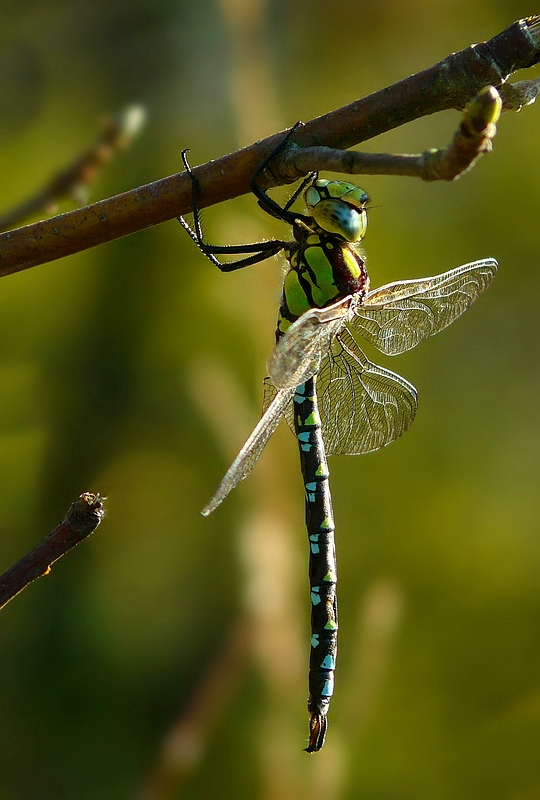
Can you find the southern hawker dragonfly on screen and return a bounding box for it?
[179,130,497,752]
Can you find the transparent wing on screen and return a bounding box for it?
[202,386,295,516]
[263,329,418,457]
[262,377,295,429]
[350,258,498,355]
[318,328,418,455]
[206,296,359,515]
[267,295,353,389]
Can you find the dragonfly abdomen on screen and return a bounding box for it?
[294,378,338,753]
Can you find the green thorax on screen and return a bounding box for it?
[277,178,370,338]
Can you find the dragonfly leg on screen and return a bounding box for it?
[179,150,288,272]
[250,123,313,226]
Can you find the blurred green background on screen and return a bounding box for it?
[1,1,540,798]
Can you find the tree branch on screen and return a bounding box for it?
[136,617,252,799]
[287,86,502,181]
[0,492,106,611]
[0,16,538,278]
[0,106,145,233]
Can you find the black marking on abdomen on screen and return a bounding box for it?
[293,377,337,753]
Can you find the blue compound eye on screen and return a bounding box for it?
[311,198,368,242]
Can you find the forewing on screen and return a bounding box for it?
[202,386,295,516]
[351,258,497,355]
[267,296,352,389]
[317,328,418,455]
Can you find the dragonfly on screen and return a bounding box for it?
[179,129,498,752]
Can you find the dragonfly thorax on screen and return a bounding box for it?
[305,179,368,243]
[278,231,369,337]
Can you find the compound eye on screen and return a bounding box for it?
[304,179,368,216]
[312,199,367,242]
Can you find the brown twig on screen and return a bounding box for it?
[286,86,501,182]
[0,105,146,233]
[136,617,252,800]
[0,492,106,611]
[0,17,538,278]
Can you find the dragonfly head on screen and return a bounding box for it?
[304,178,368,243]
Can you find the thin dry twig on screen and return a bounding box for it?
[136,617,252,800]
[0,105,146,233]
[0,16,539,277]
[287,86,502,181]
[0,492,106,611]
